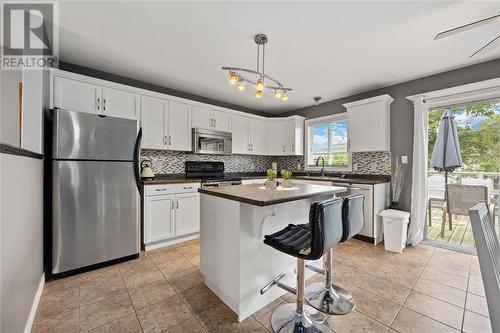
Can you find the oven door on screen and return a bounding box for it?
[193,129,232,155]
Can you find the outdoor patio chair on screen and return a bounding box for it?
[461,177,497,204]
[441,184,496,238]
[468,203,499,333]
[428,175,445,226]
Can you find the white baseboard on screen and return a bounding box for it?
[145,233,199,251]
[24,273,45,333]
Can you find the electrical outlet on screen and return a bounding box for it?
[353,163,359,172]
[383,163,389,172]
[370,162,377,171]
[401,156,408,164]
[297,163,302,171]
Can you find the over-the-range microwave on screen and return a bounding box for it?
[193,128,232,155]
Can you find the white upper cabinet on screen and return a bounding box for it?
[53,76,101,114]
[231,116,267,155]
[52,76,140,119]
[167,101,192,151]
[231,115,250,154]
[141,96,192,151]
[192,106,231,132]
[141,96,166,150]
[344,94,393,152]
[191,106,213,129]
[249,119,268,155]
[285,117,304,155]
[102,87,140,120]
[267,116,304,156]
[212,109,231,132]
[267,121,285,155]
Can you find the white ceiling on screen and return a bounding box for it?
[57,1,500,114]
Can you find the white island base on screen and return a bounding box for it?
[199,193,334,322]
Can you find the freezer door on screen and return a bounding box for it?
[53,108,138,160]
[52,160,139,274]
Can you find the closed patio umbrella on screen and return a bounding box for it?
[431,109,463,184]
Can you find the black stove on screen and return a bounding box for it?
[185,161,242,187]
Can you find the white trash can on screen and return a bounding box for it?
[379,209,411,253]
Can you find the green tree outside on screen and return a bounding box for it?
[428,99,500,174]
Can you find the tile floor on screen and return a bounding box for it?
[32,238,491,333]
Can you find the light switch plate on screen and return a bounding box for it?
[402,156,408,164]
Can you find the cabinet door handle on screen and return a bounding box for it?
[210,118,214,127]
[248,144,250,151]
[103,99,106,111]
[168,136,172,146]
[282,145,285,152]
[171,201,174,209]
[176,200,179,209]
[292,144,294,151]
[183,186,193,190]
[214,118,217,127]
[155,188,167,191]
[97,98,100,111]
[164,135,167,146]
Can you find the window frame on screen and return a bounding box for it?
[304,113,352,172]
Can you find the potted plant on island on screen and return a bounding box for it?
[280,169,293,188]
[265,169,278,190]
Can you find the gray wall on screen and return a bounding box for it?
[1,154,44,333]
[284,58,500,211]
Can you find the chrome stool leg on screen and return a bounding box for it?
[270,259,330,333]
[305,249,355,315]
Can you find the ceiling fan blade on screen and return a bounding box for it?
[434,14,500,40]
[470,34,500,58]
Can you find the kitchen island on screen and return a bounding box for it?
[199,183,346,321]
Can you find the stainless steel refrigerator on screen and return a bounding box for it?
[51,108,142,275]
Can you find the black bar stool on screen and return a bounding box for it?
[261,197,344,333]
[305,194,365,315]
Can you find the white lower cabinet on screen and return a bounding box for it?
[175,192,200,236]
[144,194,175,243]
[144,183,200,249]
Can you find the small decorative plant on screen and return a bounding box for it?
[280,169,293,188]
[266,169,276,181]
[265,169,278,190]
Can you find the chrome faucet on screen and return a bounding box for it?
[316,156,325,177]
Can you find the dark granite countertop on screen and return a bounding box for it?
[294,174,390,185]
[198,183,347,206]
[233,172,390,185]
[142,174,202,185]
[143,172,390,185]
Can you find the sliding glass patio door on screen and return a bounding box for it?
[425,98,500,252]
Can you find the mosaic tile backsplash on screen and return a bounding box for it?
[141,150,391,175]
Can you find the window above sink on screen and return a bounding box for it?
[305,113,351,172]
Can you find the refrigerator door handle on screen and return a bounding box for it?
[133,128,143,194]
